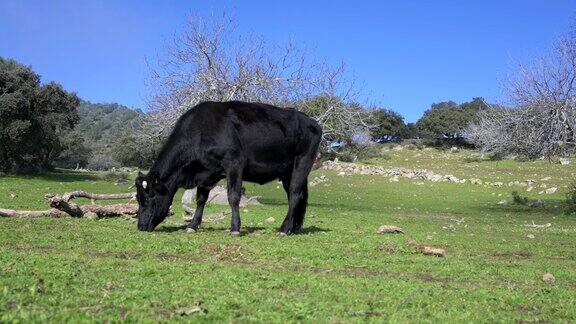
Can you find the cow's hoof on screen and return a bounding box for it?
[230,231,241,236]
[186,227,197,233]
[277,231,288,236]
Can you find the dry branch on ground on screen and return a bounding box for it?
[1,191,139,219]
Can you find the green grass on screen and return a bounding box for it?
[1,150,575,322]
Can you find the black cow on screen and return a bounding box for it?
[135,101,322,235]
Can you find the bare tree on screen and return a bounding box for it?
[467,32,576,158]
[141,13,374,152]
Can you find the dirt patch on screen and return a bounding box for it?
[416,273,450,283]
[346,310,384,318]
[515,306,539,314]
[493,249,531,259]
[515,319,549,324]
[310,266,388,277]
[377,243,397,253]
[86,251,143,260]
[200,243,252,264]
[2,244,54,253]
[155,252,203,262]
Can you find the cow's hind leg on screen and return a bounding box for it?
[278,157,313,235]
[226,168,243,236]
[186,186,210,232]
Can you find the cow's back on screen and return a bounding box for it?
[173,101,320,183]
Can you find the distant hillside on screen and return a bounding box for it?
[75,100,144,168]
[76,100,142,152]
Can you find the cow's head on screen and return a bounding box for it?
[135,171,171,232]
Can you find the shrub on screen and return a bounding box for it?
[565,182,576,214]
[324,145,381,162]
[100,169,130,183]
[463,156,484,163]
[87,154,117,171]
[511,191,529,205]
[407,140,425,150]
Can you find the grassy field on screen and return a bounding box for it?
[1,147,575,322]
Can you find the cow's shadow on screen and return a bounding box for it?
[156,224,329,235]
[298,226,330,234]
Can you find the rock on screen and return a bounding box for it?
[559,158,570,165]
[445,175,460,183]
[174,305,206,316]
[542,273,555,283]
[529,199,545,208]
[181,189,195,205]
[182,186,260,207]
[265,217,275,223]
[309,175,328,187]
[429,174,443,182]
[497,200,508,205]
[545,187,557,194]
[540,177,551,181]
[492,182,504,187]
[470,178,483,185]
[389,176,399,182]
[84,211,98,220]
[450,147,458,152]
[524,222,551,229]
[526,234,535,239]
[377,225,403,234]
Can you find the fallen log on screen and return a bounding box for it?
[1,191,140,219]
[0,208,67,218]
[48,195,139,218]
[44,191,136,203]
[419,245,446,257]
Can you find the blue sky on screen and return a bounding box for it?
[1,1,574,122]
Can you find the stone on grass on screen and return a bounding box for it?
[545,187,557,194]
[265,217,275,223]
[529,199,545,208]
[182,186,260,207]
[470,178,482,185]
[378,225,403,234]
[84,211,98,220]
[542,272,555,283]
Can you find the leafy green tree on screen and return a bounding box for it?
[0,57,79,173]
[54,130,92,169]
[370,108,408,141]
[416,98,487,139]
[111,130,156,168]
[297,94,374,146]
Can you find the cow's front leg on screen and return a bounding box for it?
[186,186,210,232]
[226,168,243,236]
